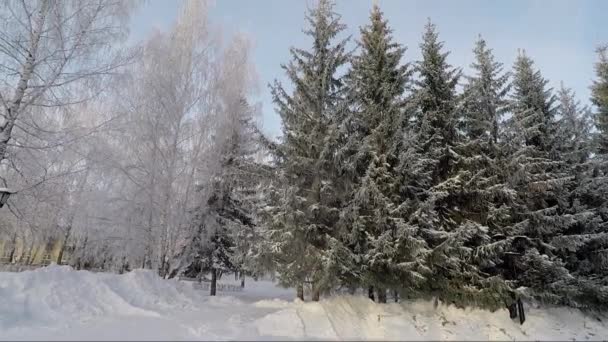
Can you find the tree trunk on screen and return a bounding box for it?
[158,255,166,277]
[77,235,88,270]
[26,242,35,265]
[0,1,49,163]
[58,167,90,266]
[508,302,517,319]
[56,242,65,265]
[56,226,72,265]
[145,254,152,269]
[297,283,304,301]
[377,288,387,304]
[517,298,525,325]
[7,232,17,263]
[368,286,375,301]
[312,283,320,302]
[393,290,399,303]
[240,273,245,288]
[120,256,128,274]
[210,268,217,296]
[144,209,153,270]
[7,245,15,264]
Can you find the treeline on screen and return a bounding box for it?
[233,0,608,311]
[2,0,607,314]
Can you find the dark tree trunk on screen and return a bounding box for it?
[368,286,375,302]
[56,247,65,265]
[517,298,525,325]
[158,257,166,278]
[240,274,245,288]
[393,290,399,303]
[312,283,320,302]
[377,288,387,304]
[57,224,74,265]
[210,268,217,296]
[24,239,35,265]
[297,283,304,301]
[7,232,17,263]
[119,256,128,274]
[508,302,518,319]
[77,235,88,270]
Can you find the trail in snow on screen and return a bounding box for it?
[0,265,605,341]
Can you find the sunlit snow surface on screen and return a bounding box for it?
[0,265,605,340]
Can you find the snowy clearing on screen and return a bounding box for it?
[0,265,605,341]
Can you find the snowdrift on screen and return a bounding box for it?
[256,296,606,340]
[0,265,605,340]
[0,265,200,324]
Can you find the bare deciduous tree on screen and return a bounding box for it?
[0,0,136,180]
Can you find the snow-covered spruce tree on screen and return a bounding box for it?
[170,33,263,294]
[220,99,264,289]
[338,5,425,303]
[553,85,592,167]
[197,181,238,296]
[174,97,261,295]
[461,37,510,144]
[593,46,608,156]
[267,0,350,301]
[398,23,515,309]
[545,46,608,309]
[501,51,588,307]
[455,36,527,307]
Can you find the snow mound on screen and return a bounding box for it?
[0,266,606,340]
[0,265,201,332]
[254,295,607,341]
[253,298,291,309]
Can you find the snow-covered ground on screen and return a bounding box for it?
[0,265,605,341]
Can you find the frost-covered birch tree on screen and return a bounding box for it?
[109,0,222,275]
[0,0,136,186]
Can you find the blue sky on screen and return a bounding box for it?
[131,0,608,138]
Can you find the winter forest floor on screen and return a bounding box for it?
[0,265,605,341]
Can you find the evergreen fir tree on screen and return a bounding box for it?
[502,51,583,306]
[222,100,269,286]
[547,46,608,309]
[460,36,513,235]
[171,98,262,295]
[507,51,558,152]
[267,0,350,301]
[338,5,426,303]
[462,36,510,144]
[553,85,592,167]
[452,37,524,308]
[398,23,461,300]
[400,20,461,217]
[392,24,528,309]
[592,46,608,156]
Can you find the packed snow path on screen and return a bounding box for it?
[0,266,605,340]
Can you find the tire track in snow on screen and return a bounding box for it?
[319,300,341,339]
[294,304,308,337]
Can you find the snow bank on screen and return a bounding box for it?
[0,265,605,340]
[254,296,606,341]
[0,265,202,335]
